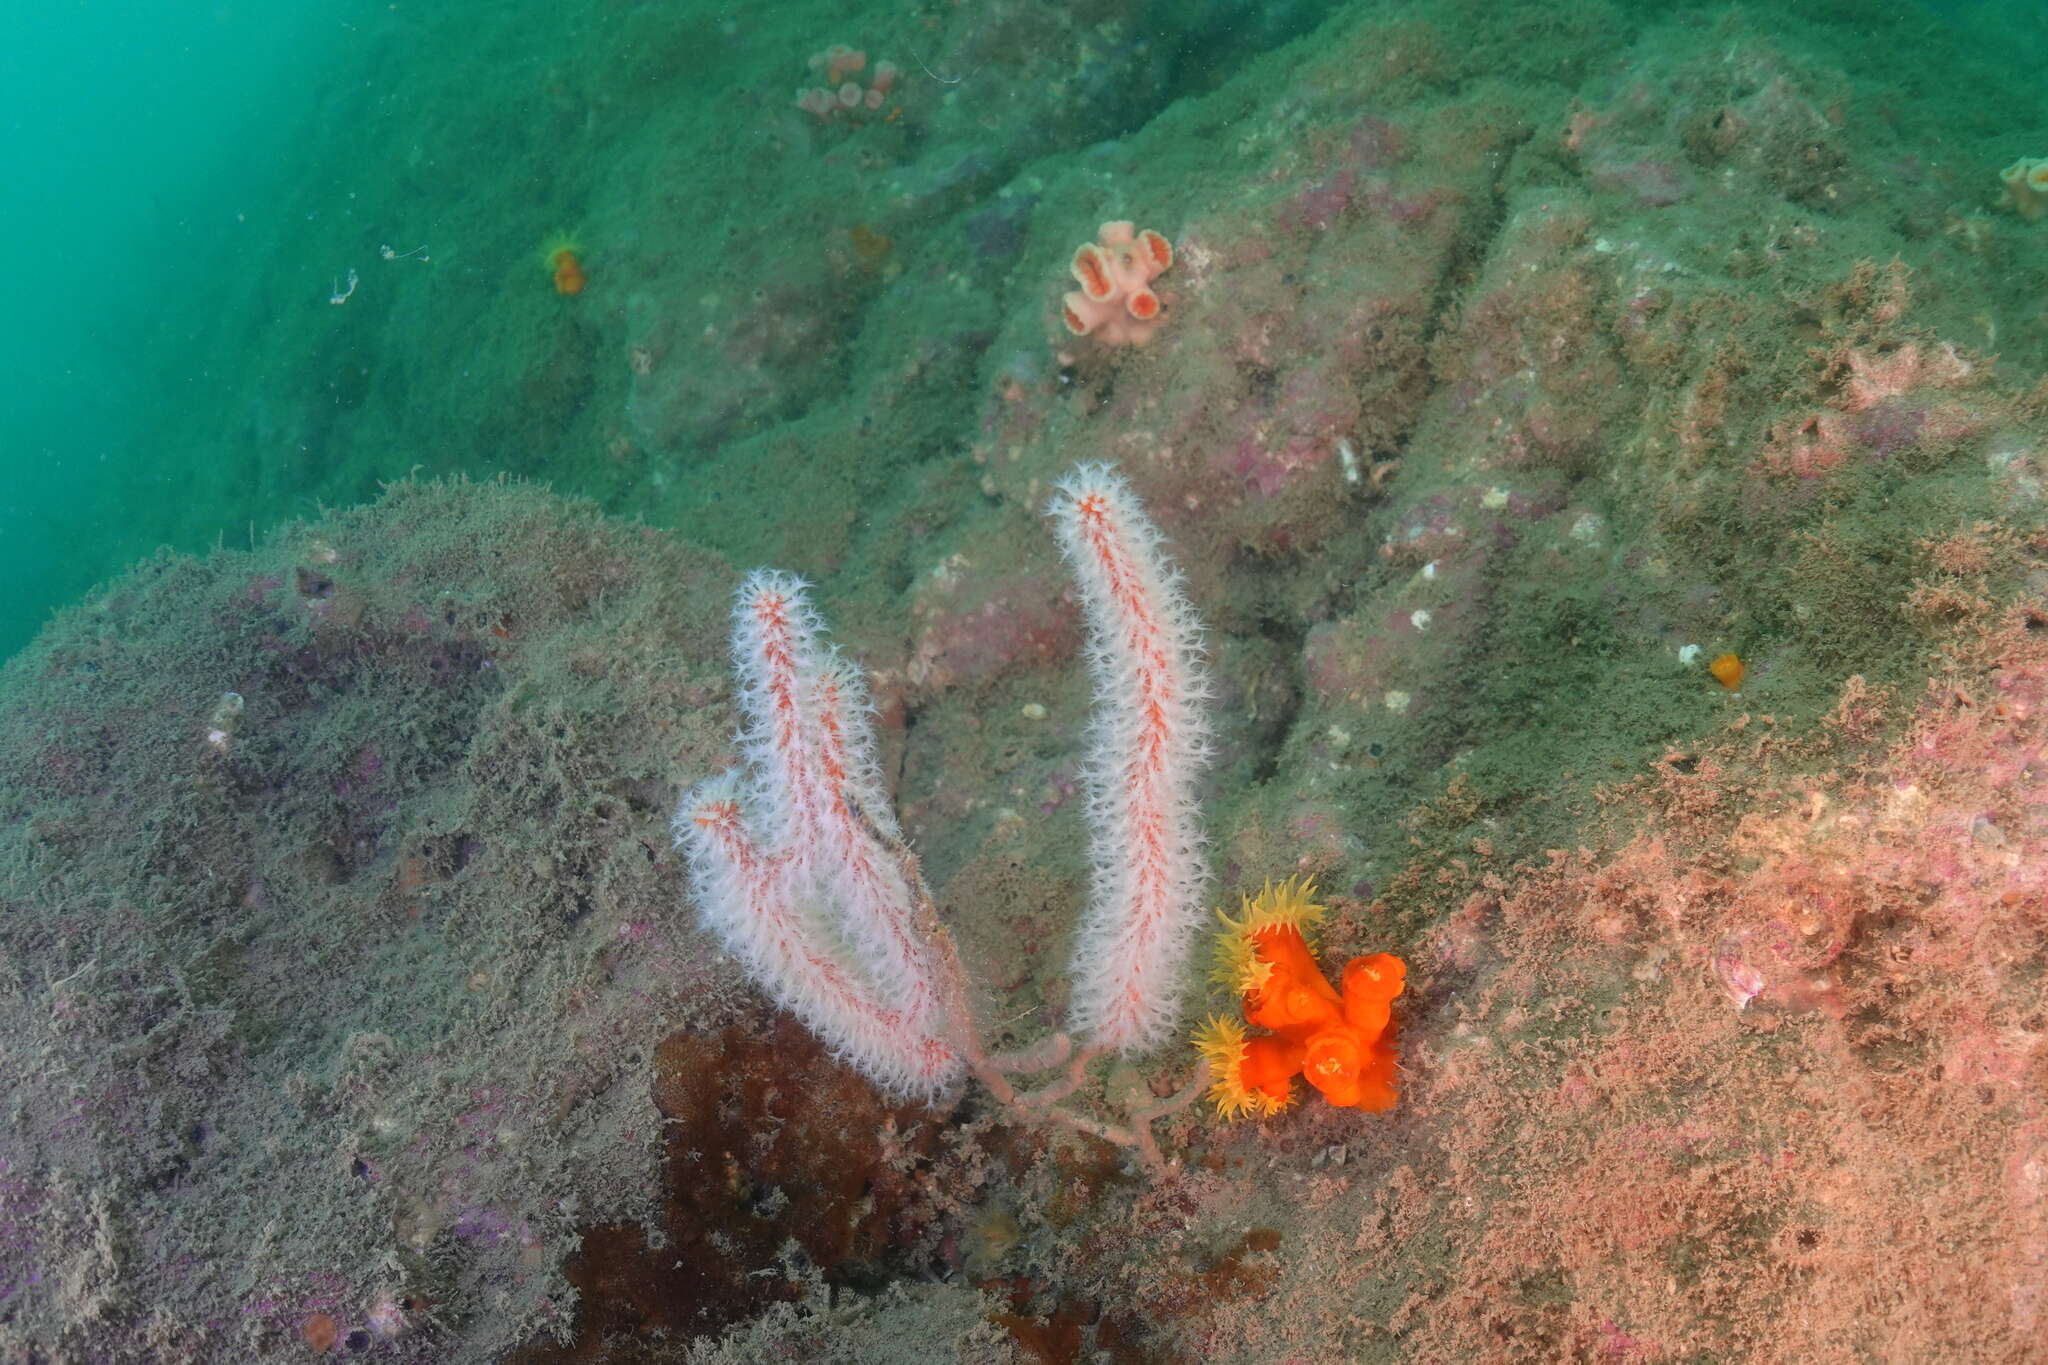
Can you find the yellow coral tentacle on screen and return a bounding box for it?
[1209,876,1328,998]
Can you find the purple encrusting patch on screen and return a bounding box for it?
[1848,400,1928,458]
[0,1161,46,1303]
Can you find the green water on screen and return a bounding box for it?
[1,3,332,655]
[1,0,2041,661]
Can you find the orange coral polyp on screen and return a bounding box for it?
[1247,978,1342,1035]
[1241,924,1342,1034]
[1071,244,1114,300]
[1343,1028,1402,1112]
[1195,1015,1297,1119]
[1126,288,1160,321]
[1303,1029,1364,1101]
[1251,921,1321,985]
[1343,952,1405,1004]
[1342,992,1392,1039]
[1137,228,1173,272]
[1241,1034,1307,1104]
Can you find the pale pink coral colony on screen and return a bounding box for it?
[1062,221,1176,347]
[795,45,898,119]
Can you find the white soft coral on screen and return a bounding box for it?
[676,465,1214,1098]
[1046,464,1213,1052]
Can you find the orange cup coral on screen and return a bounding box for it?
[1193,878,1405,1119]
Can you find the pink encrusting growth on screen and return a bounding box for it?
[1048,465,1213,1053]
[676,465,1213,1125]
[795,45,900,120]
[675,572,962,1100]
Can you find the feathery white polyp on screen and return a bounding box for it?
[674,571,962,1100]
[1047,464,1212,1053]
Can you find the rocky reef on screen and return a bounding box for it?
[8,0,2048,1360]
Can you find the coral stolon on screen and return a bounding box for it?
[676,464,1212,1163]
[1061,221,1175,346]
[1195,879,1405,1119]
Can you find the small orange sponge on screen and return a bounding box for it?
[1194,879,1405,1119]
